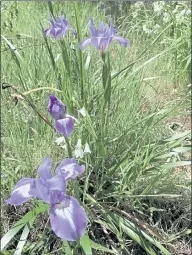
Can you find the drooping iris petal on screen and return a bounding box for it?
[46,175,66,192]
[43,28,51,37]
[37,158,52,181]
[50,196,87,241]
[55,117,74,137]
[5,178,33,206]
[29,179,50,204]
[48,95,66,120]
[113,36,129,47]
[56,158,85,180]
[79,38,92,50]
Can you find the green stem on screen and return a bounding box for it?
[74,2,84,105]
[100,52,111,183]
[64,137,72,158]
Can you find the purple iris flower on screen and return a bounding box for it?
[5,158,87,241]
[79,17,129,53]
[48,95,74,137]
[43,16,77,39]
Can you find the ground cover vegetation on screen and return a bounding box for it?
[1,1,191,254]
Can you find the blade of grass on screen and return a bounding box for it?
[14,218,35,255]
[1,203,49,251]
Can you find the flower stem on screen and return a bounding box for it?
[100,52,111,183]
[64,137,72,158]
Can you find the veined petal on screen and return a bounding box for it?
[29,179,50,204]
[92,36,112,51]
[50,196,87,241]
[113,36,129,47]
[48,95,66,120]
[55,117,74,137]
[56,158,85,180]
[46,175,66,192]
[56,158,77,173]
[49,26,65,39]
[5,178,33,206]
[79,38,92,50]
[37,158,52,181]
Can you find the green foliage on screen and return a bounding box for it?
[1,1,191,254]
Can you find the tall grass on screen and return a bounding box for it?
[1,1,191,254]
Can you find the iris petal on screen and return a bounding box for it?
[46,175,66,192]
[5,178,33,206]
[48,95,66,120]
[92,37,112,51]
[55,117,74,137]
[37,158,52,181]
[113,36,129,47]
[50,196,87,241]
[56,158,85,180]
[30,179,50,204]
[79,38,92,50]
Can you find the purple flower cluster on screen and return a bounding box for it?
[6,157,87,241]
[42,16,129,53]
[6,95,88,241]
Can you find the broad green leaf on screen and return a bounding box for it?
[62,240,73,255]
[80,234,92,255]
[90,240,117,254]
